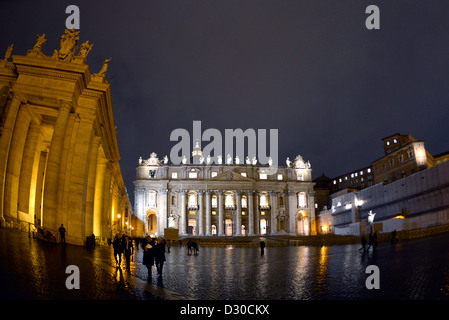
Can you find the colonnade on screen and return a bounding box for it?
[0,31,132,245]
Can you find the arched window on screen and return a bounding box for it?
[260,194,269,208]
[225,193,235,208]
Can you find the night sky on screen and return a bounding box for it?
[2,1,449,203]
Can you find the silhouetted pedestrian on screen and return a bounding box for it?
[142,235,155,280]
[154,237,166,276]
[58,224,66,244]
[373,231,378,249]
[123,235,133,272]
[391,229,398,244]
[187,239,192,255]
[112,234,124,267]
[192,240,199,255]
[359,235,367,252]
[366,233,374,252]
[260,240,266,255]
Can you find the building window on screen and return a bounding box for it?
[241,172,247,177]
[241,196,247,208]
[189,171,198,179]
[408,149,414,159]
[277,174,283,180]
[259,173,267,180]
[146,191,156,208]
[211,195,217,208]
[333,180,337,185]
[171,172,178,179]
[225,194,234,208]
[260,194,269,208]
[211,172,218,178]
[298,192,306,207]
[188,194,197,207]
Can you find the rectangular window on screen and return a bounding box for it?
[259,173,267,180]
[277,174,283,180]
[189,172,198,178]
[171,172,178,179]
[298,192,306,207]
[211,172,218,177]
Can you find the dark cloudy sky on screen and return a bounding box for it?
[2,0,449,201]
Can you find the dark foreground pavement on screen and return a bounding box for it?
[1,228,448,317]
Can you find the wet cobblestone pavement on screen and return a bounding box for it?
[1,228,449,302]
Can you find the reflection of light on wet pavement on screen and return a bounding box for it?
[2,228,449,300]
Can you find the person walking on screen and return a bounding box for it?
[123,235,134,272]
[112,234,124,267]
[58,224,66,244]
[359,235,367,252]
[260,240,266,256]
[154,237,166,276]
[142,235,156,280]
[366,232,374,252]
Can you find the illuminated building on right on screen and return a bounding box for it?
[318,134,449,236]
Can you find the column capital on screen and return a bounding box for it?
[12,93,28,105]
[59,99,72,111]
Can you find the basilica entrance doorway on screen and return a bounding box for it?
[146,210,157,235]
[297,210,309,235]
[225,219,233,236]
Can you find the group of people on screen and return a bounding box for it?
[359,232,378,253]
[187,239,199,255]
[112,234,135,272]
[111,234,167,278]
[141,235,166,280]
[359,229,399,252]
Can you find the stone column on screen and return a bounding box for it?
[4,106,32,222]
[42,100,71,232]
[288,191,297,235]
[18,123,42,219]
[180,190,187,235]
[161,189,169,233]
[93,157,107,237]
[218,190,224,236]
[247,190,254,236]
[198,190,204,235]
[0,94,27,225]
[205,190,211,235]
[85,136,101,237]
[255,192,260,235]
[270,192,278,235]
[235,191,242,236]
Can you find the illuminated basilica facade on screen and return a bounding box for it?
[134,145,317,237]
